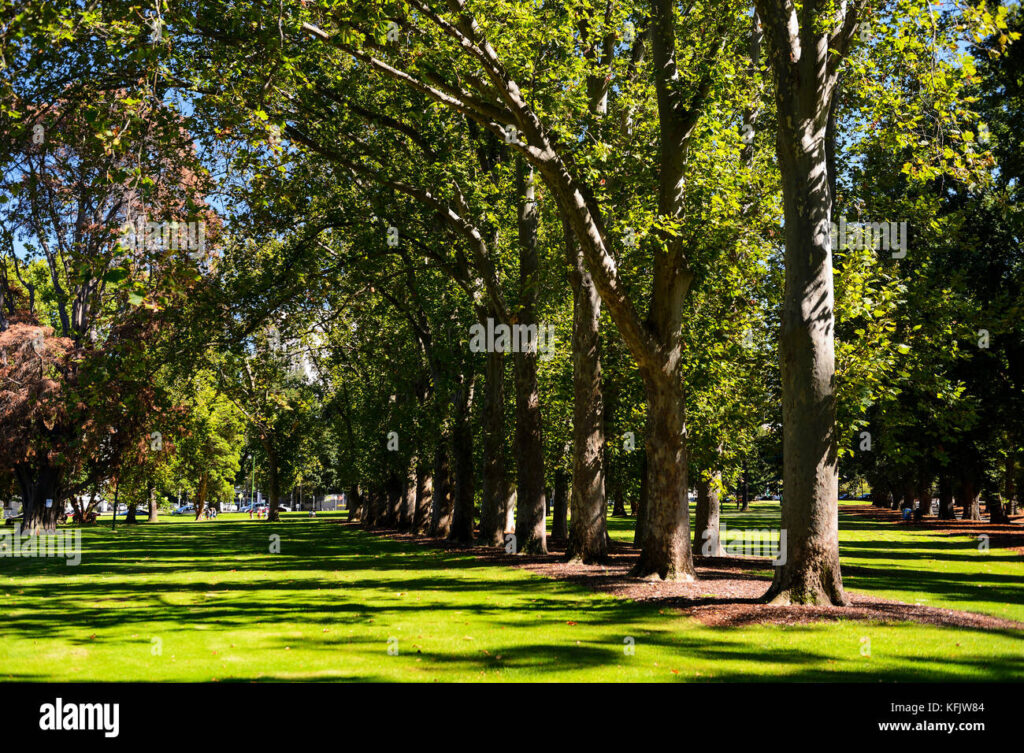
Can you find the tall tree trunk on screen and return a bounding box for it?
[366,485,387,528]
[551,469,569,542]
[740,462,750,511]
[125,498,138,524]
[512,161,548,555]
[348,483,363,523]
[938,476,956,520]
[430,438,455,537]
[13,462,62,534]
[694,472,724,557]
[631,377,695,580]
[479,347,508,546]
[504,488,516,535]
[868,473,890,508]
[385,471,403,528]
[399,462,417,532]
[414,466,433,535]
[448,375,476,544]
[916,477,932,518]
[612,476,626,517]
[755,0,860,607]
[265,441,282,522]
[634,451,648,546]
[761,79,845,606]
[988,494,1010,524]
[565,221,608,563]
[147,482,158,522]
[1005,452,1018,515]
[194,472,209,521]
[956,476,982,521]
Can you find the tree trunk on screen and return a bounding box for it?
[694,472,724,557]
[348,483,363,523]
[938,476,956,519]
[1005,453,1018,515]
[448,375,476,544]
[147,482,158,522]
[366,486,387,528]
[193,472,209,521]
[503,488,516,535]
[399,462,417,532]
[760,90,846,605]
[957,476,982,521]
[14,462,62,534]
[630,378,695,580]
[265,442,282,522]
[612,477,626,517]
[988,495,1011,524]
[740,464,750,511]
[414,467,433,535]
[916,477,932,518]
[385,471,403,529]
[479,347,508,546]
[565,221,608,563]
[634,452,648,546]
[551,469,569,542]
[430,439,455,537]
[869,474,890,508]
[512,162,548,555]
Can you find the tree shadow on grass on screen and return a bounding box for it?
[3,519,1023,682]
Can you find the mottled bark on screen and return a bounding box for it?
[759,31,847,606]
[565,221,608,563]
[449,375,476,544]
[147,482,158,522]
[479,347,508,546]
[399,462,417,532]
[504,488,516,535]
[385,472,402,529]
[430,439,455,538]
[414,467,433,535]
[512,161,548,555]
[694,472,724,557]
[634,452,648,546]
[348,484,363,523]
[630,379,695,580]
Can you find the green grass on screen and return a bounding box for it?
[0,505,1021,682]
[609,499,1024,623]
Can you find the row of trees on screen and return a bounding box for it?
[1,1,1020,607]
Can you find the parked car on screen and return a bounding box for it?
[171,505,196,516]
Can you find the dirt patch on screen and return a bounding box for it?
[350,524,1024,632]
[843,504,1024,556]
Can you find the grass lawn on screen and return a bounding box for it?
[0,504,1021,682]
